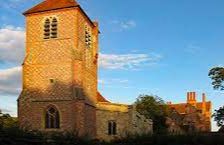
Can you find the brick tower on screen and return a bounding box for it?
[18,0,153,140]
[18,0,99,137]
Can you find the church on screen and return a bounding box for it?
[18,0,153,141]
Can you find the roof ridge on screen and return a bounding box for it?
[97,92,110,103]
[23,0,79,15]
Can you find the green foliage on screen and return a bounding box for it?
[209,67,224,129]
[213,106,224,127]
[0,113,18,130]
[114,133,224,145]
[1,105,224,145]
[48,131,94,145]
[209,67,224,90]
[135,95,170,133]
[0,126,224,145]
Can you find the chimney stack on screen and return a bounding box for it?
[193,92,196,101]
[187,92,197,105]
[202,93,207,115]
[167,102,172,105]
[202,93,206,102]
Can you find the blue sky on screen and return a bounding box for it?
[0,0,223,131]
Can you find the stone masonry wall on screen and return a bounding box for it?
[128,107,153,135]
[96,103,153,141]
[96,109,130,141]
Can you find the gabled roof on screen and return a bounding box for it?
[97,92,110,103]
[169,103,188,114]
[23,0,79,15]
[168,102,211,114]
[23,0,95,27]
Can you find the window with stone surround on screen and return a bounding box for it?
[108,121,117,135]
[45,106,60,129]
[43,17,58,39]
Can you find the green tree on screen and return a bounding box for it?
[0,110,3,131]
[213,106,224,127]
[209,67,224,129]
[135,95,169,133]
[0,112,18,130]
[209,67,224,90]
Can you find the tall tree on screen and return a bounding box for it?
[135,95,169,133]
[209,67,224,130]
[213,106,224,127]
[209,67,224,90]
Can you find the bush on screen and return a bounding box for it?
[0,126,224,145]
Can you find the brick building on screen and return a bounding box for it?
[166,92,212,134]
[18,0,153,141]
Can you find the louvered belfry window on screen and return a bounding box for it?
[43,17,58,39]
[44,18,50,39]
[51,18,58,38]
[85,26,92,48]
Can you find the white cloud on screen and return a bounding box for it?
[99,78,129,85]
[99,78,132,90]
[185,44,201,55]
[111,20,137,31]
[120,20,136,29]
[99,53,162,70]
[98,78,151,91]
[0,25,25,64]
[0,66,22,96]
[0,66,22,117]
[0,108,13,114]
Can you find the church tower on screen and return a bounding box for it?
[18,0,154,140]
[18,0,99,137]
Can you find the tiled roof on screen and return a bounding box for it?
[23,0,79,15]
[196,102,211,111]
[169,102,211,114]
[97,92,110,103]
[196,102,202,109]
[169,103,187,114]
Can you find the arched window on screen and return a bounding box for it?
[45,106,60,129]
[51,17,58,38]
[108,121,117,135]
[43,17,58,39]
[44,18,50,39]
